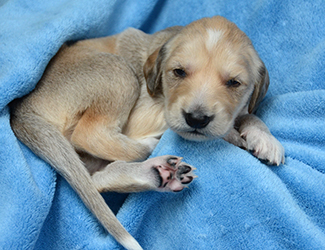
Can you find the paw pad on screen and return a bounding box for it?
[156,156,197,192]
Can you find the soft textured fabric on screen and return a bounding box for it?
[1,0,324,249]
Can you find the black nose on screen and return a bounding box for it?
[183,111,214,129]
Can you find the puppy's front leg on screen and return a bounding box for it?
[223,128,248,149]
[92,156,196,193]
[237,114,285,165]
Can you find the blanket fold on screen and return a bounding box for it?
[1,0,324,249]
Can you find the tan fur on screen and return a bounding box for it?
[10,16,284,250]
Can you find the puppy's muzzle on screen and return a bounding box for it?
[183,110,214,129]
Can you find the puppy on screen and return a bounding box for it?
[10,16,285,250]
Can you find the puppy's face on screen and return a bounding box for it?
[145,16,269,141]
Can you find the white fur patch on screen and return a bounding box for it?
[206,28,224,51]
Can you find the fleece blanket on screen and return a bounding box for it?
[1,0,325,249]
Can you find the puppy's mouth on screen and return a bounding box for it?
[189,129,205,136]
[174,128,212,141]
[169,121,230,141]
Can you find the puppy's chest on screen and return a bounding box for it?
[122,93,167,140]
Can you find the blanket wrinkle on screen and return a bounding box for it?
[1,0,325,249]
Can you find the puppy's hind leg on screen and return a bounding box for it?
[70,107,159,162]
[92,155,197,193]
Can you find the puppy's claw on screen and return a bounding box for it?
[167,156,183,168]
[241,128,285,166]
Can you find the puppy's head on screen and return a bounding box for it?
[144,16,269,141]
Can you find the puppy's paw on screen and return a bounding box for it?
[148,156,197,192]
[241,129,285,166]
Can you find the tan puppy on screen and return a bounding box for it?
[10,16,285,250]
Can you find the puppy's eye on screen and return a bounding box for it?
[173,68,187,78]
[226,79,241,87]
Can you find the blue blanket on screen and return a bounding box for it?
[1,0,325,249]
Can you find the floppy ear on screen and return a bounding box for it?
[143,45,166,97]
[248,61,270,113]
